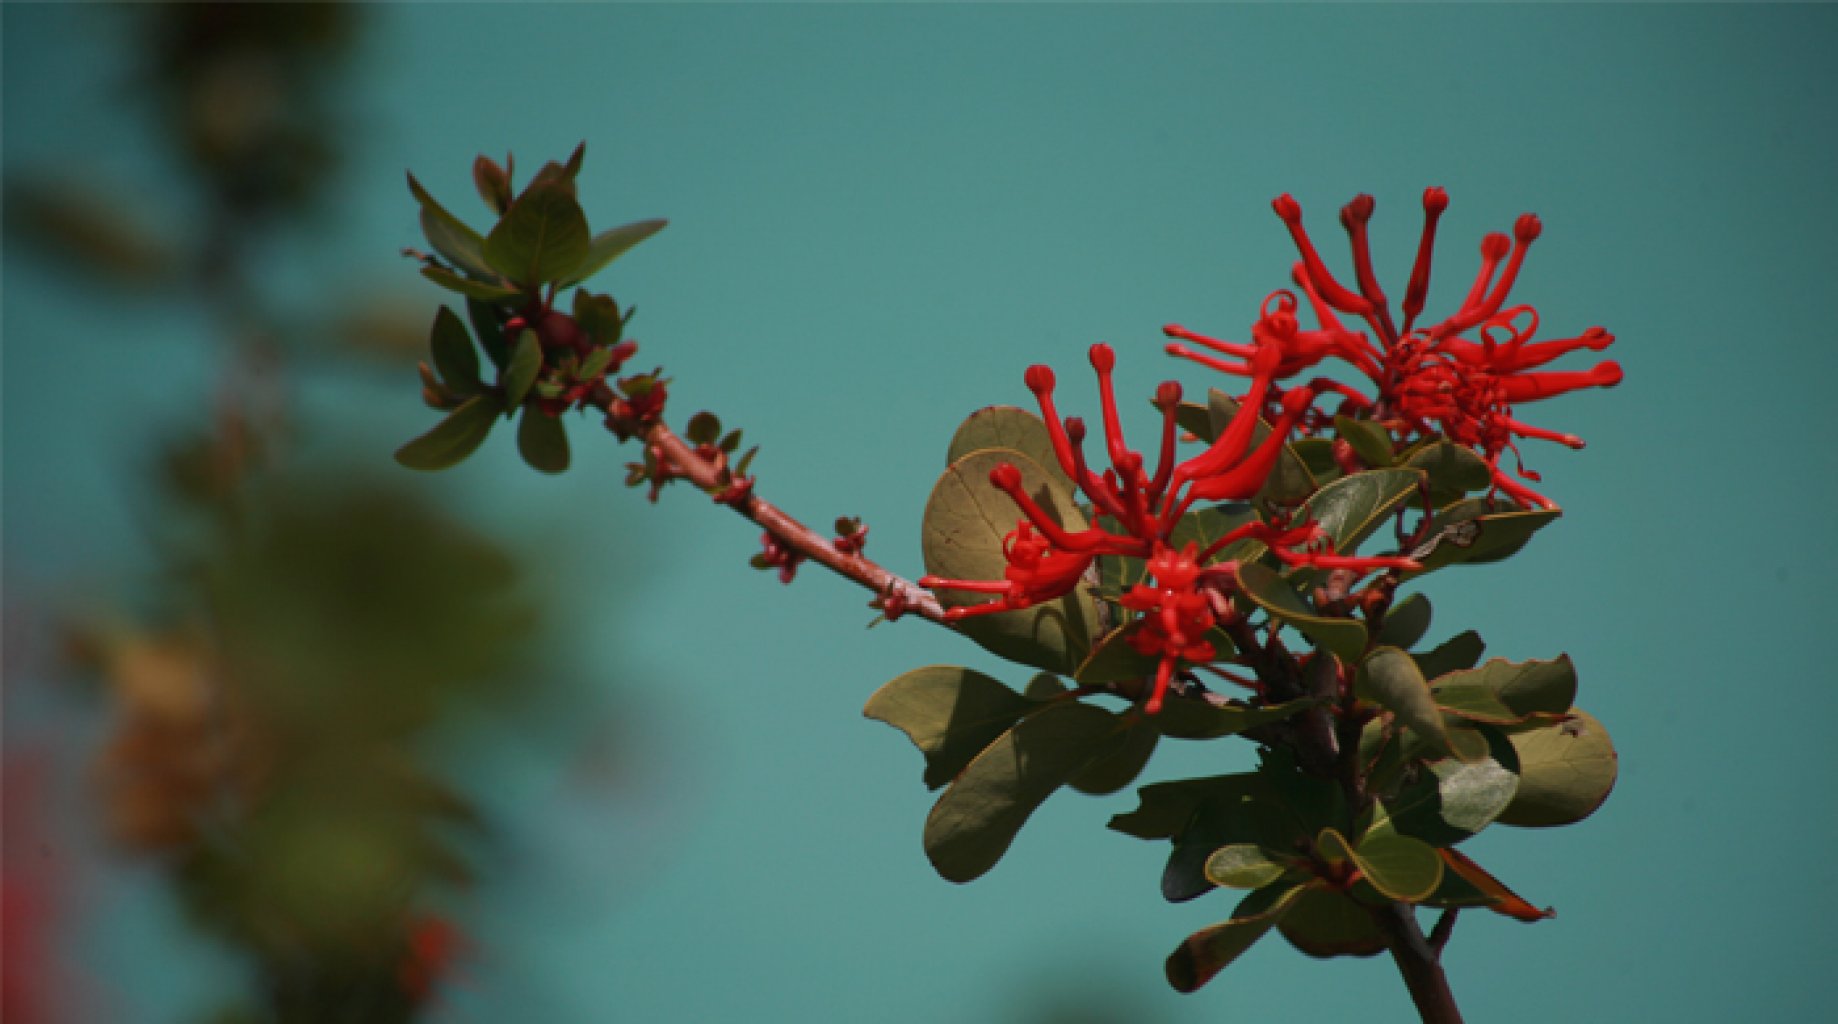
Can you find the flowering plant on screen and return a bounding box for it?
[395,147,1620,1023]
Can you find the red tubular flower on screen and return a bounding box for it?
[1119,543,1216,713]
[1166,189,1621,508]
[923,341,1422,697]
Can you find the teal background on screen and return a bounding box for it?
[7,4,1836,1021]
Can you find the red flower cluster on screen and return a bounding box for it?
[922,342,1416,712]
[1165,190,1621,509]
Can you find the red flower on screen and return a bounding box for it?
[1165,190,1621,508]
[922,342,1418,710]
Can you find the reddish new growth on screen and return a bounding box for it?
[1165,189,1622,509]
[752,532,805,584]
[921,343,1416,713]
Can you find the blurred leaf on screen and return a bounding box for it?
[1175,401,1215,443]
[1170,503,1260,563]
[5,177,176,286]
[1204,844,1289,890]
[516,408,569,473]
[1355,647,1453,758]
[921,449,1100,675]
[560,217,668,288]
[473,154,511,215]
[945,406,1068,490]
[429,306,481,394]
[863,666,1034,790]
[923,701,1123,882]
[503,329,541,409]
[407,172,496,280]
[1290,437,1342,484]
[1108,774,1249,841]
[467,297,510,368]
[1022,672,1066,701]
[1166,883,1304,993]
[1278,884,1387,958]
[1334,415,1396,468]
[573,289,623,346]
[484,183,591,287]
[1377,592,1431,650]
[1413,630,1485,680]
[394,395,502,470]
[420,264,523,302]
[1496,709,1617,827]
[1235,562,1366,664]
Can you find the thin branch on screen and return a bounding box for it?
[1428,908,1459,956]
[591,391,946,623]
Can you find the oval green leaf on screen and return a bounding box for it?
[944,406,1069,490]
[1497,708,1618,827]
[922,700,1123,882]
[484,182,592,287]
[560,217,668,288]
[864,665,1037,790]
[1236,562,1367,664]
[1166,883,1304,993]
[503,329,542,410]
[429,306,481,394]
[1278,883,1387,958]
[420,264,524,303]
[516,407,570,474]
[1355,646,1453,757]
[394,394,503,471]
[921,449,1100,675]
[1377,592,1432,650]
[1204,844,1289,890]
[1349,832,1443,903]
[407,172,497,279]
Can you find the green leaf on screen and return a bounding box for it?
[1022,672,1067,701]
[1377,592,1431,650]
[1151,696,1312,741]
[420,264,524,303]
[1072,623,1157,685]
[560,217,668,288]
[1166,883,1305,993]
[1376,736,1521,847]
[1108,774,1251,841]
[1278,884,1387,959]
[1068,719,1159,796]
[945,406,1069,490]
[516,408,570,473]
[1155,758,1343,903]
[1175,401,1216,443]
[1413,630,1485,680]
[1290,437,1343,484]
[466,298,509,369]
[394,394,503,471]
[1348,832,1443,903]
[1497,709,1617,827]
[572,289,623,346]
[1334,415,1396,468]
[1204,844,1290,889]
[1409,500,1562,575]
[484,183,592,287]
[472,154,511,215]
[1295,467,1423,561]
[502,330,542,409]
[921,449,1100,675]
[1433,656,1577,723]
[428,307,481,395]
[1355,647,1453,757]
[1235,562,1367,664]
[923,701,1123,882]
[1406,440,1492,504]
[1170,503,1260,563]
[864,666,1036,790]
[407,173,497,279]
